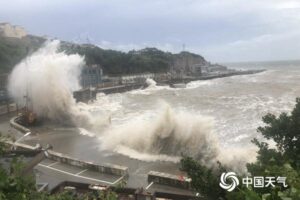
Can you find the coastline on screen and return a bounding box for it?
[167,69,265,85]
[74,69,265,103]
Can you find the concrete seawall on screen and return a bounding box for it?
[73,84,146,103]
[47,150,128,176]
[97,84,145,94]
[10,116,31,133]
[9,116,129,177]
[73,69,265,102]
[168,69,266,85]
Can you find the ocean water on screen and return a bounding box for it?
[23,58,300,174]
[17,42,300,182]
[74,60,300,168]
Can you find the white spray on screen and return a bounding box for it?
[98,103,220,166]
[8,40,95,126]
[146,78,157,88]
[96,101,256,172]
[7,40,255,172]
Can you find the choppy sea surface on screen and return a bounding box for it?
[25,60,300,173]
[75,60,300,164]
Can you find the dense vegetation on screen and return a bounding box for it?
[181,98,300,200]
[0,35,45,74]
[0,136,118,200]
[0,34,206,75]
[60,43,175,75]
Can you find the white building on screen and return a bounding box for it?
[208,64,227,72]
[191,64,210,75]
[191,63,228,75]
[0,23,27,38]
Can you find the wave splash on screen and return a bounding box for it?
[94,101,255,172]
[8,40,255,171]
[99,103,220,166]
[7,40,100,127]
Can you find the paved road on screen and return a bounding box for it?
[35,159,125,190]
[0,113,195,196]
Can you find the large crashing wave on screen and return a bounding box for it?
[7,41,255,171]
[98,103,220,166]
[94,96,255,172]
[8,40,94,126]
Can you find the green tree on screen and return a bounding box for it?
[180,157,226,199]
[0,135,118,200]
[256,98,300,169]
[244,98,300,199]
[181,98,300,200]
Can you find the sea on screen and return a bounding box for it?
[24,59,300,180]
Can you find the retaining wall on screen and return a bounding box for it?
[9,116,129,177]
[47,150,128,176]
[10,116,31,133]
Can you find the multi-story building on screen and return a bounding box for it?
[80,64,103,88]
[0,23,27,38]
[190,63,228,76]
[190,64,210,75]
[208,64,228,72]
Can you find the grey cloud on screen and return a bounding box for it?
[1,0,300,61]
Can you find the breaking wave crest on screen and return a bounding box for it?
[7,40,100,127]
[93,101,256,172]
[146,78,157,87]
[8,40,257,172]
[98,103,220,166]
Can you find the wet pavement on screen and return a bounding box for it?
[0,113,194,195]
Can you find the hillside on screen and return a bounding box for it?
[0,34,208,75]
[61,42,177,75]
[60,42,209,75]
[0,35,45,73]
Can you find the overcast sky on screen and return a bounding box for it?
[1,0,300,62]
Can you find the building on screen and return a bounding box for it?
[171,52,207,77]
[80,64,103,88]
[51,181,199,200]
[0,23,27,38]
[0,74,14,112]
[153,73,171,82]
[208,64,227,72]
[190,63,228,76]
[190,64,210,75]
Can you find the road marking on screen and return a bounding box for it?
[112,175,125,185]
[145,182,154,190]
[75,169,88,175]
[47,162,58,167]
[37,164,123,185]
